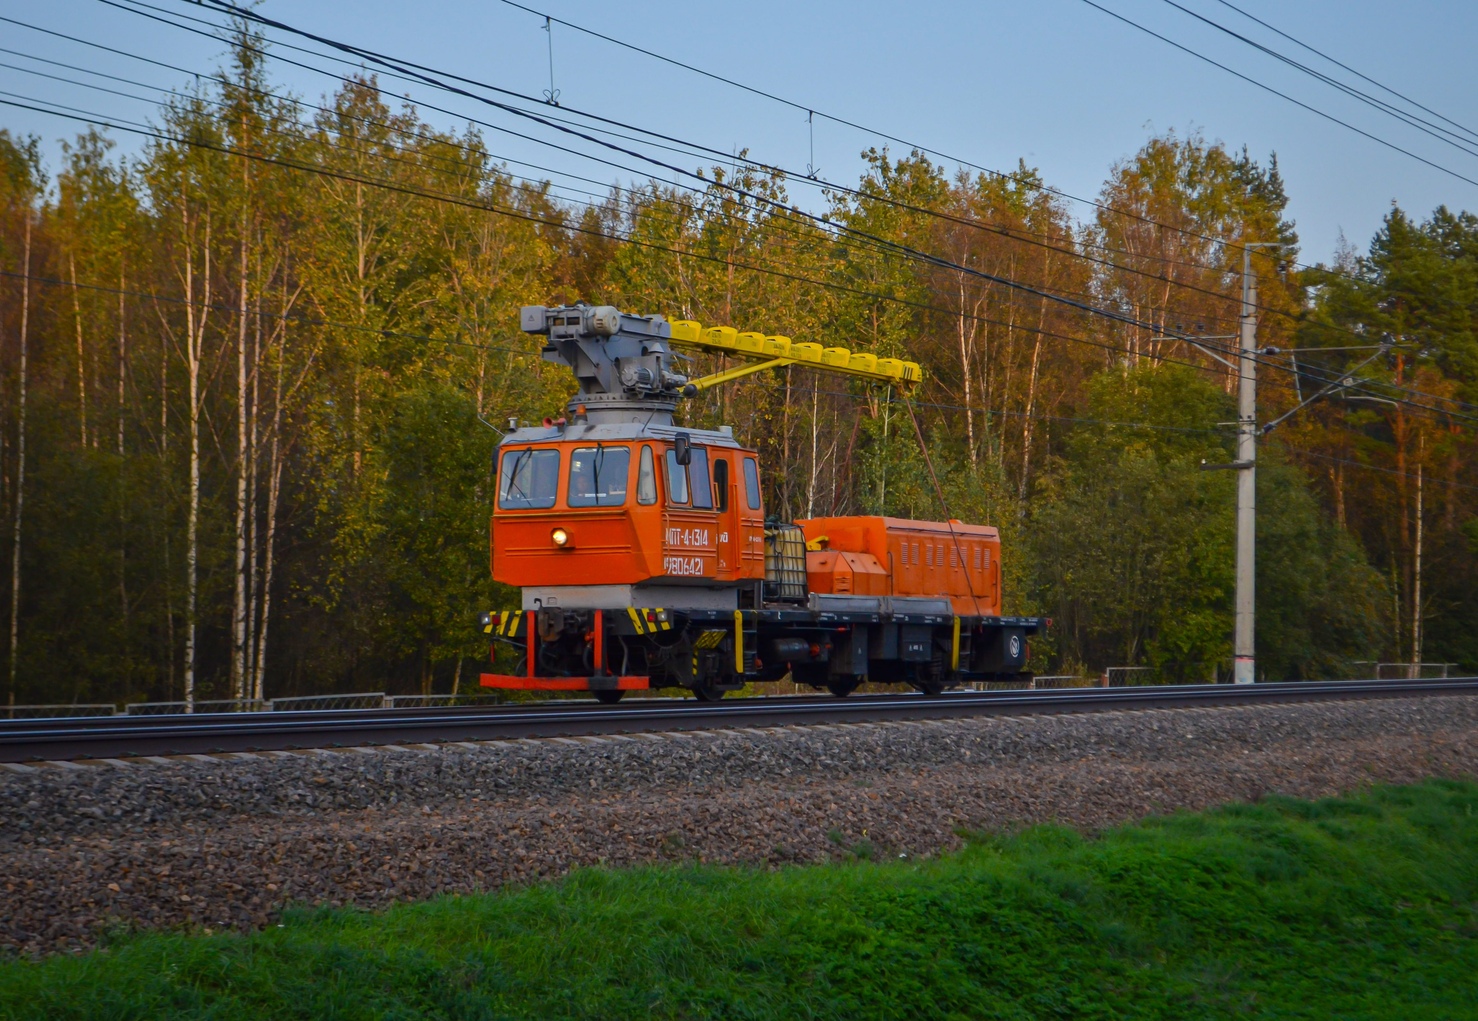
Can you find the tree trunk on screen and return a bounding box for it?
[117,266,127,457]
[1019,288,1049,503]
[806,381,819,518]
[183,204,211,711]
[232,204,250,701]
[8,214,32,711]
[245,287,261,695]
[253,306,287,705]
[69,252,89,448]
[1410,439,1423,679]
[117,265,129,633]
[957,275,976,462]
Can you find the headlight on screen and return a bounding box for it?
[551,527,570,547]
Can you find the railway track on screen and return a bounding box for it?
[3,677,1476,763]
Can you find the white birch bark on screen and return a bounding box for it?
[8,214,32,710]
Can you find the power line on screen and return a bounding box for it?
[5,62,1472,428]
[0,268,531,357]
[175,0,1315,383]
[1209,0,1478,146]
[478,0,1309,271]
[1078,0,1478,190]
[16,92,1333,409]
[14,84,1478,432]
[0,267,1227,439]
[75,0,1455,393]
[479,0,1459,300]
[1294,449,1478,494]
[1158,0,1478,158]
[174,0,1478,411]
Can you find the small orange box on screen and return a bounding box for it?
[804,549,889,596]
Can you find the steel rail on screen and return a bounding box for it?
[2,678,1475,762]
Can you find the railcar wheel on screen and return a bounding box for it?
[691,684,726,702]
[593,690,625,705]
[826,680,859,698]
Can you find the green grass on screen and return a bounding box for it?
[4,780,1478,1020]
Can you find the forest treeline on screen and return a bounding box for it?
[1,33,1475,706]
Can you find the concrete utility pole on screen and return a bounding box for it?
[1234,248,1259,685]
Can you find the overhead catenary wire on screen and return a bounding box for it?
[70,0,1474,401]
[4,41,1250,337]
[3,90,1354,427]
[0,266,1236,441]
[150,0,1369,403]
[1292,449,1478,495]
[170,0,1478,418]
[1076,0,1478,190]
[1163,0,1478,154]
[12,8,1478,423]
[481,0,1464,296]
[1209,0,1478,146]
[6,259,1467,502]
[8,87,1476,433]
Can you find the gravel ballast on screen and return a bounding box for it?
[3,695,1476,955]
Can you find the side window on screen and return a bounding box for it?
[742,457,761,511]
[689,447,713,510]
[567,446,631,507]
[665,448,690,505]
[636,445,657,505]
[498,448,560,509]
[712,458,729,512]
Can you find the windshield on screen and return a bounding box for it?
[568,446,631,507]
[497,448,560,509]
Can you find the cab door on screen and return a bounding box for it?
[661,445,719,581]
[737,453,765,579]
[711,453,742,578]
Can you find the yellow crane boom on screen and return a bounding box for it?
[667,321,923,393]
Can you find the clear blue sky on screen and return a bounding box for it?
[4,0,1477,264]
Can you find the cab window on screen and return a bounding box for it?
[743,457,761,511]
[688,447,713,510]
[712,458,729,512]
[567,446,630,507]
[636,445,657,505]
[498,447,560,509]
[665,448,690,505]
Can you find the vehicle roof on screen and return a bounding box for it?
[499,420,746,449]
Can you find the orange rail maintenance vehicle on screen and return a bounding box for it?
[479,304,1043,703]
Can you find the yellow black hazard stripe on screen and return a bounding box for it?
[481,609,524,638]
[626,608,673,635]
[692,629,728,650]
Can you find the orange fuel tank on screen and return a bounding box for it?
[796,516,1001,617]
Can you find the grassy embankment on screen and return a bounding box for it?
[2,779,1477,1019]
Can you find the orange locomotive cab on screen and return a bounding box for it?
[491,424,766,606]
